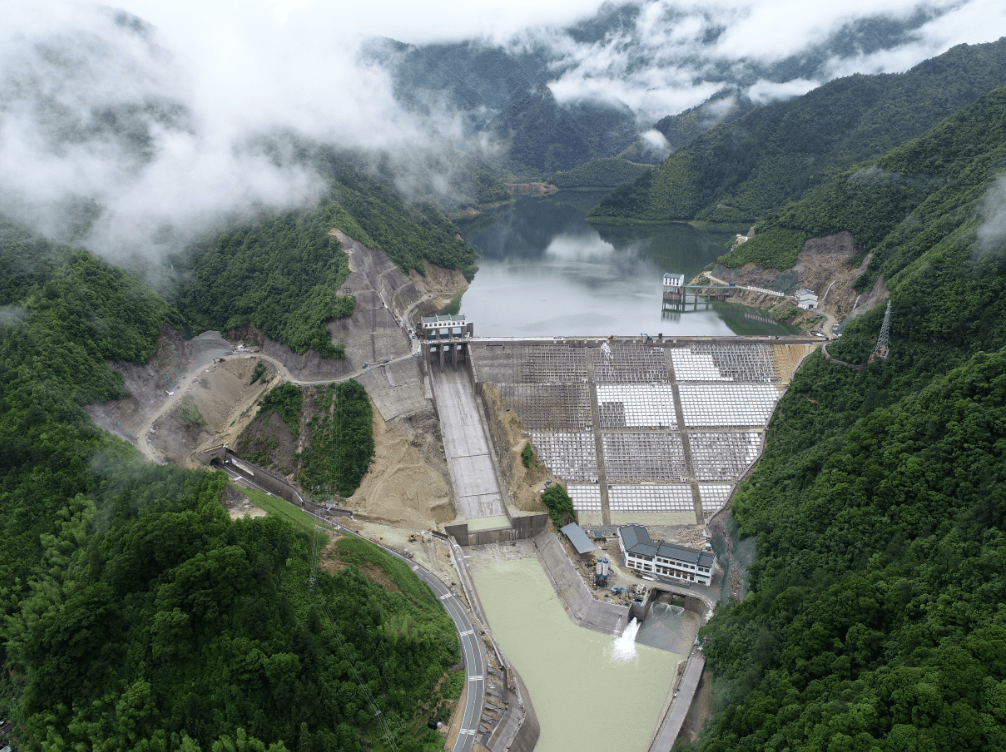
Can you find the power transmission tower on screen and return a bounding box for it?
[874,300,892,361]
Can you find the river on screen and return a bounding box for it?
[458,191,796,337]
[471,556,681,752]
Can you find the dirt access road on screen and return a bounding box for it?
[138,341,423,463]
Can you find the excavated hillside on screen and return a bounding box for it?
[700,231,890,331]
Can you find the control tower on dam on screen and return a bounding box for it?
[462,335,820,528]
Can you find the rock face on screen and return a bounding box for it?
[710,231,889,324]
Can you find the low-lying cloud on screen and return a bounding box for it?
[0,0,489,269]
[496,0,1006,123]
[5,0,1006,271]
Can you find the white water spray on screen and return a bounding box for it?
[612,617,640,661]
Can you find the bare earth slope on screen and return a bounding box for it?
[704,231,890,331]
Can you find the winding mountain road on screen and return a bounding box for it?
[139,330,425,464]
[267,495,486,752]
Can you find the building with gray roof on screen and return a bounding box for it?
[560,522,596,558]
[616,524,715,585]
[419,314,472,340]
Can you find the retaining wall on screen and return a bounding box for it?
[511,513,550,539]
[508,671,541,752]
[535,532,628,636]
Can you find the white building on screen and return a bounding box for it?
[419,314,473,340]
[794,288,819,310]
[617,525,715,586]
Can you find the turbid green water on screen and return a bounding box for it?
[459,191,798,338]
[471,556,682,752]
[467,515,511,532]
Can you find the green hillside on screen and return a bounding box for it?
[651,90,756,152]
[590,39,1006,224]
[545,158,651,189]
[0,219,460,751]
[688,78,1006,752]
[176,156,478,358]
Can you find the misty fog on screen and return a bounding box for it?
[3,0,1005,271]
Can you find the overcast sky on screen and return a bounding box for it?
[3,0,1006,264]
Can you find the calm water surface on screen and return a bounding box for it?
[471,557,681,752]
[460,191,796,337]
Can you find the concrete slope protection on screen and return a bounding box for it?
[535,532,628,636]
[648,652,705,752]
[431,368,509,522]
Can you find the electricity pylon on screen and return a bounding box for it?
[874,300,891,361]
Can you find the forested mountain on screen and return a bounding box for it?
[590,38,1006,223]
[545,158,651,189]
[687,80,1006,751]
[174,151,477,358]
[650,90,757,153]
[366,3,945,175]
[0,218,460,750]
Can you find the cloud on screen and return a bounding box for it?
[976,175,1006,257]
[5,0,1006,269]
[640,129,671,156]
[747,78,818,104]
[0,0,493,268]
[0,305,27,328]
[490,0,1006,125]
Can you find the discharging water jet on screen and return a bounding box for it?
[611,617,640,661]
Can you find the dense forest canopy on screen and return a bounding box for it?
[684,73,1006,752]
[176,155,478,359]
[589,39,1006,224]
[0,218,460,751]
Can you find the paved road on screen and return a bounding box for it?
[234,484,486,752]
[410,561,486,752]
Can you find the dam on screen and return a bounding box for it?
[422,327,819,537]
[419,323,820,750]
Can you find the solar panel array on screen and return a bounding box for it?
[678,384,782,427]
[471,344,587,384]
[690,432,762,480]
[699,343,778,383]
[609,484,694,513]
[590,343,669,383]
[670,344,779,383]
[470,340,796,522]
[596,384,676,427]
[669,349,733,381]
[530,432,597,480]
[497,383,591,430]
[602,432,687,480]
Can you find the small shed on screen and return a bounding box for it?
[560,523,596,559]
[795,288,819,310]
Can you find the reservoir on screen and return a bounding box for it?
[459,191,796,337]
[470,554,682,752]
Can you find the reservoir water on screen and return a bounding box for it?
[470,555,682,752]
[459,191,796,337]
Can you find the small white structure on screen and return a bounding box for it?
[794,288,819,310]
[617,525,715,586]
[419,314,473,340]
